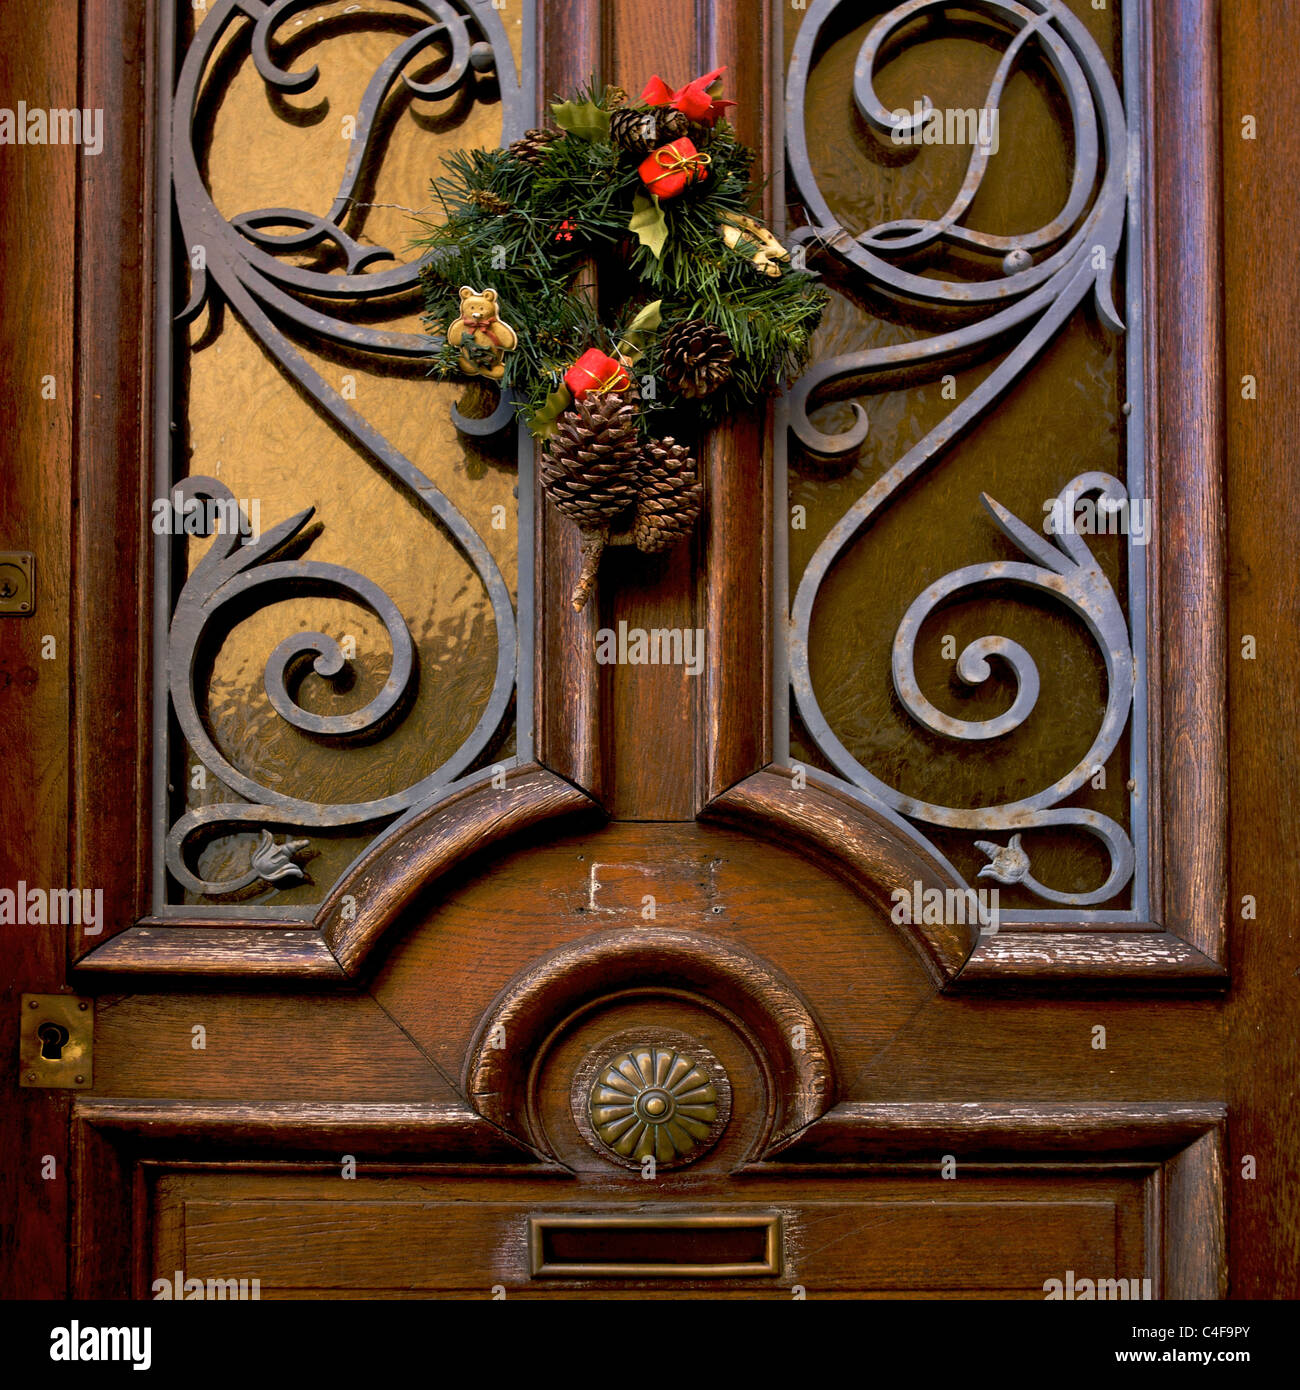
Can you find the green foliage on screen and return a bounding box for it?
[628,194,668,259]
[413,88,827,436]
[550,97,611,142]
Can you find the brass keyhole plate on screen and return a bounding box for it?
[0,553,34,615]
[19,995,92,1088]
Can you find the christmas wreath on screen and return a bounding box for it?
[415,69,827,609]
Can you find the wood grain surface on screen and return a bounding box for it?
[0,0,81,1300]
[70,0,152,966]
[1221,0,1300,1301]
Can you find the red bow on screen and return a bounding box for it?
[641,65,736,125]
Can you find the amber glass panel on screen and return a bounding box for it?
[785,1,1132,907]
[170,3,524,906]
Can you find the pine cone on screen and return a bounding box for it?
[609,108,659,156]
[604,86,628,110]
[660,319,735,400]
[541,392,641,526]
[634,438,704,554]
[542,393,643,610]
[654,107,690,143]
[508,127,561,166]
[468,188,511,214]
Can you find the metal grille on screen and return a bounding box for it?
[153,0,534,910]
[775,0,1149,918]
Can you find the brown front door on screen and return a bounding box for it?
[1,0,1296,1308]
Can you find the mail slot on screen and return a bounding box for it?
[529,1213,783,1278]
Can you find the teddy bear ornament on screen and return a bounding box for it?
[447,286,518,381]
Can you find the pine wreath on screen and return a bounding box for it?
[415,69,827,608]
[415,70,827,438]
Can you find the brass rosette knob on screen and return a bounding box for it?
[588,1043,723,1165]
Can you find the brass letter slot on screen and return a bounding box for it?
[529,1213,782,1278]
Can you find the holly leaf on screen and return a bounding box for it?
[529,382,573,438]
[625,299,663,338]
[629,195,668,260]
[616,298,663,365]
[550,99,611,142]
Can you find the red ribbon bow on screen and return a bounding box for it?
[641,65,736,125]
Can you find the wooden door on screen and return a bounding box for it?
[1,0,1295,1306]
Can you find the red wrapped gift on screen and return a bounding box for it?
[564,348,631,400]
[638,138,711,200]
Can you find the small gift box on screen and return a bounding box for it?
[564,348,631,399]
[638,138,710,200]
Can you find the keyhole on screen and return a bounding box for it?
[0,579,15,599]
[37,1022,69,1060]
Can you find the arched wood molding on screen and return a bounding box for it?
[703,768,977,988]
[465,927,836,1160]
[318,764,603,975]
[76,764,602,981]
[705,770,1228,990]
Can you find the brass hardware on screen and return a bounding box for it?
[0,552,33,615]
[529,1214,783,1278]
[19,994,92,1088]
[574,1031,731,1169]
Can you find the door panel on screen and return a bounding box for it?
[73,815,1224,1297]
[2,0,1293,1305]
[145,1172,1152,1298]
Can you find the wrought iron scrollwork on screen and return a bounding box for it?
[162,1,530,899]
[784,0,1141,909]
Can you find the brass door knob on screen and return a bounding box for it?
[576,1034,731,1168]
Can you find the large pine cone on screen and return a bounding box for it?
[508,127,561,166]
[609,107,659,156]
[660,319,735,400]
[541,393,641,529]
[634,438,704,554]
